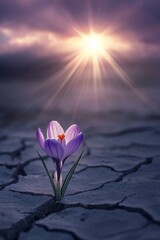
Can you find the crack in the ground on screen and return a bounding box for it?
[86,126,154,139]
[0,153,160,240]
[0,137,40,161]
[0,132,160,239]
[0,163,26,191]
[9,189,53,198]
[1,193,160,240]
[0,198,58,240]
[0,141,26,159]
[0,179,17,191]
[76,164,119,174]
[102,222,150,239]
[0,164,26,191]
[2,155,154,199]
[35,224,82,240]
[110,142,160,150]
[63,202,160,226]
[0,157,45,191]
[121,156,153,176]
[116,192,138,204]
[0,153,49,191]
[36,221,150,240]
[67,156,154,197]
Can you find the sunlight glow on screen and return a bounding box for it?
[62,29,109,86]
[30,27,157,117]
[74,30,107,65]
[80,33,104,57]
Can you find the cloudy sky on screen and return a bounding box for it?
[0,0,160,81]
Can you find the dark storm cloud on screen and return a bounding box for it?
[0,0,73,35]
[0,48,65,80]
[119,0,160,44]
[0,0,160,38]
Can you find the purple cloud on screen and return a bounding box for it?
[0,0,159,80]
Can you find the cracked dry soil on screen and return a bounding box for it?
[0,113,160,240]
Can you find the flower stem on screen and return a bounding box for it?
[55,180,62,201]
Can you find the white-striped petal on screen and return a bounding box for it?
[47,121,64,140]
[65,124,81,144]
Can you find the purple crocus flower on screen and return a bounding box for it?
[36,121,84,191]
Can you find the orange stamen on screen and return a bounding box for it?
[58,134,65,143]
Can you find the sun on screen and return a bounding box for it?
[81,33,104,56]
[77,31,106,60]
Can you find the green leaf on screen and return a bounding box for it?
[37,150,56,196]
[61,150,84,197]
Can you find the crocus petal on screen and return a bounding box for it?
[64,132,84,159]
[65,124,81,144]
[36,128,45,150]
[47,121,64,140]
[44,139,64,160]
